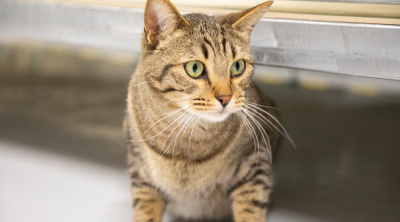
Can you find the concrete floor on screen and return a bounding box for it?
[1,42,400,222]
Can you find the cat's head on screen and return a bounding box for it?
[140,0,272,122]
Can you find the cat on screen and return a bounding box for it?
[124,0,286,221]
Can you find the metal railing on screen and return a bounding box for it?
[1,0,399,81]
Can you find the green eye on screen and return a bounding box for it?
[185,61,204,78]
[230,60,245,76]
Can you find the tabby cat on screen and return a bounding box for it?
[125,0,285,221]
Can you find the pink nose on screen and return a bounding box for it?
[216,95,232,107]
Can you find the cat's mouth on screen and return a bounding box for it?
[197,109,231,122]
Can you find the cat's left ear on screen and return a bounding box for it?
[223,1,273,34]
[143,0,188,46]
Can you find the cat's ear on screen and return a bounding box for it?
[143,0,188,46]
[224,1,273,33]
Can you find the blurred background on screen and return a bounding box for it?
[1,0,400,222]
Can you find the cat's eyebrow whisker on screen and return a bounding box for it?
[242,108,272,163]
[245,103,296,148]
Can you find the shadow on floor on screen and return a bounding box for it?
[1,42,400,221]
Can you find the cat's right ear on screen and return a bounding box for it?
[223,1,273,34]
[143,0,188,46]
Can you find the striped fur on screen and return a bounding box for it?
[125,0,281,221]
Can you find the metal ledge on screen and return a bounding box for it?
[1,0,399,80]
[251,19,400,80]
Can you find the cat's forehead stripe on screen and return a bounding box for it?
[201,44,209,60]
[203,37,214,52]
[201,28,237,60]
[222,37,226,54]
[185,13,238,59]
[231,43,236,58]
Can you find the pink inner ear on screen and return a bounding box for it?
[145,5,160,35]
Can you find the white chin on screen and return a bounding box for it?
[198,111,231,122]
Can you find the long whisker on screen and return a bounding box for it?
[236,112,253,143]
[188,115,201,161]
[142,98,191,120]
[236,112,257,153]
[238,111,259,156]
[243,107,270,147]
[242,108,272,163]
[244,104,278,132]
[138,109,188,142]
[245,102,296,148]
[246,101,280,110]
[171,111,198,160]
[179,111,199,145]
[245,106,295,152]
[143,106,187,135]
[158,111,193,160]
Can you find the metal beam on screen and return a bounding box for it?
[1,0,399,80]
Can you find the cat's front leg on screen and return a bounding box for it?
[130,178,165,222]
[229,160,272,222]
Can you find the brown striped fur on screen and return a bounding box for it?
[125,0,282,221]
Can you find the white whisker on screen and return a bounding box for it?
[236,112,256,151]
[158,111,193,160]
[172,111,198,160]
[142,98,191,120]
[237,111,259,157]
[245,105,278,133]
[188,115,201,161]
[143,106,187,136]
[245,102,296,148]
[179,111,199,145]
[138,109,188,142]
[242,108,271,163]
[246,101,280,110]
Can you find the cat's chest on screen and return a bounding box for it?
[144,148,234,198]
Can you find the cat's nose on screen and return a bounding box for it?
[216,95,232,107]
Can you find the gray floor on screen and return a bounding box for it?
[1,42,400,222]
